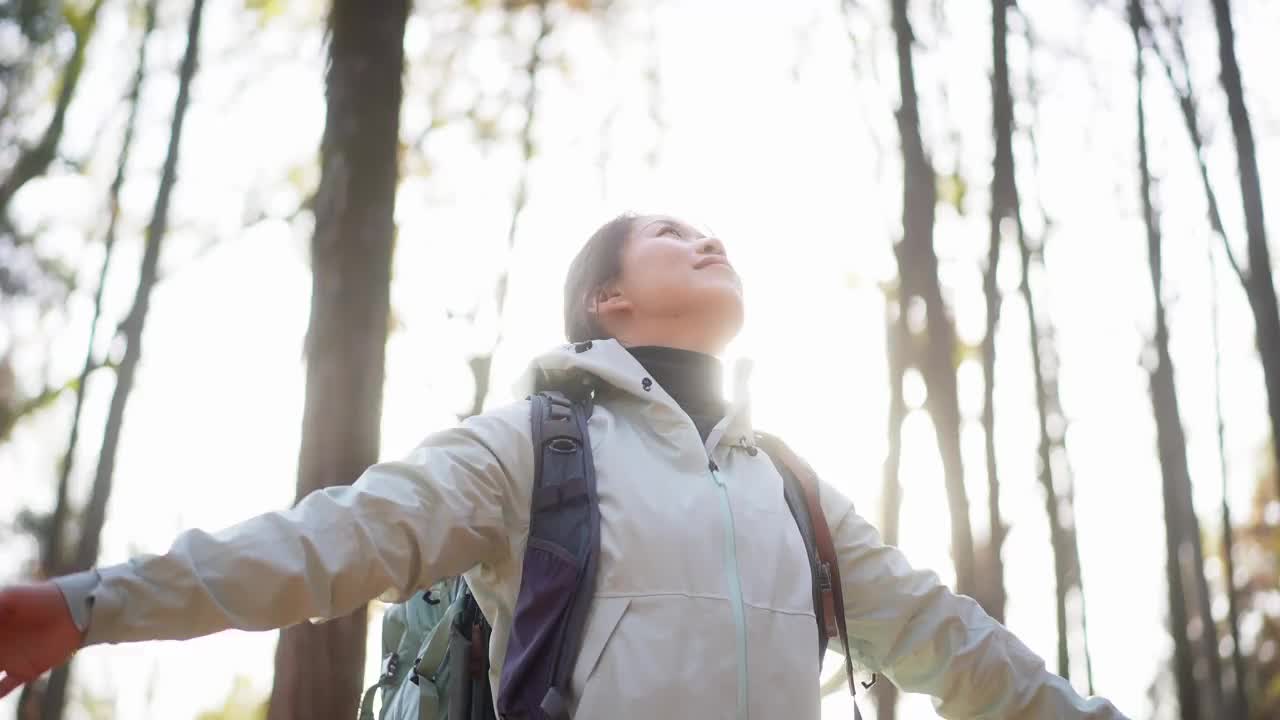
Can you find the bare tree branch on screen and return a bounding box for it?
[0,0,108,225]
[0,359,115,444]
[464,0,553,420]
[1133,1,1247,288]
[1129,3,1224,716]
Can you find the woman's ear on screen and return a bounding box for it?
[590,282,631,323]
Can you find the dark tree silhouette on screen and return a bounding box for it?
[1211,0,1280,503]
[874,277,909,720]
[37,1,205,718]
[982,0,1012,627]
[1141,0,1280,510]
[1130,3,1225,717]
[41,0,160,585]
[1016,6,1097,689]
[1207,207,1249,720]
[1132,3,1249,711]
[464,0,551,420]
[889,0,977,600]
[265,1,406,718]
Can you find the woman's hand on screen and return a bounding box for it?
[0,581,83,698]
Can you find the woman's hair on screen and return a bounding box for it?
[563,212,637,343]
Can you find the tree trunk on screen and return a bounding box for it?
[875,282,909,720]
[465,0,550,420]
[1008,45,1098,683]
[1017,205,1074,684]
[1210,0,1280,502]
[265,1,406,718]
[1208,217,1249,720]
[1017,7,1100,685]
[41,0,158,584]
[1014,221,1096,692]
[1130,4,1224,717]
[996,0,1086,680]
[1140,5,1250,712]
[981,0,1013,626]
[889,0,977,599]
[1135,38,1197,720]
[39,2,204,718]
[1145,0,1280,509]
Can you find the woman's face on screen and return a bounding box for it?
[604,214,745,348]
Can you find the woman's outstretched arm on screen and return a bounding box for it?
[0,398,532,694]
[819,482,1129,719]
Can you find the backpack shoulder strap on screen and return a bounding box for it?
[497,388,600,720]
[754,431,859,701]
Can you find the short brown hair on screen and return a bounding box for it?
[563,212,637,342]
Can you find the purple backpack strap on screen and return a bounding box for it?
[496,386,599,720]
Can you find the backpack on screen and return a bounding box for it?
[359,370,868,720]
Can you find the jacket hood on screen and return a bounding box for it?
[513,337,756,451]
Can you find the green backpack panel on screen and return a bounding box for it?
[359,578,463,720]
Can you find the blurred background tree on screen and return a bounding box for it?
[263,1,403,718]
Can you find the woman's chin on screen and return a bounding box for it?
[711,297,746,338]
[703,272,743,295]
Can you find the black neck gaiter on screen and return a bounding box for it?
[625,345,728,443]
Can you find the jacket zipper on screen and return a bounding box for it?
[709,456,750,720]
[680,401,751,720]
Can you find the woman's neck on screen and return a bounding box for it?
[613,326,730,357]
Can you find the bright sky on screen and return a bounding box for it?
[2,0,1279,718]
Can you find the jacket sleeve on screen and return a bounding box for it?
[52,399,533,647]
[820,483,1129,719]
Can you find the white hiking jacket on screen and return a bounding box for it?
[54,338,1127,719]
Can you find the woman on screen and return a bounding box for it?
[0,213,1126,718]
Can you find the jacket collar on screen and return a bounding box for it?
[514,338,756,451]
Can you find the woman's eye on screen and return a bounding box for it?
[660,226,681,238]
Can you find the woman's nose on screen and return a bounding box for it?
[698,236,727,258]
